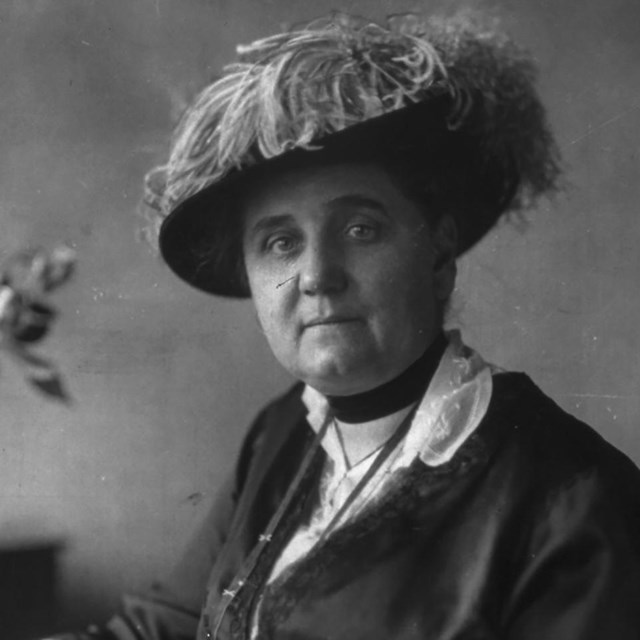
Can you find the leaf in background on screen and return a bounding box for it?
[43,246,76,292]
[2,249,46,296]
[0,244,76,403]
[2,339,54,368]
[0,286,19,327]
[28,372,71,403]
[1,245,76,296]
[2,325,72,402]
[11,301,56,344]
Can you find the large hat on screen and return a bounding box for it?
[145,13,560,297]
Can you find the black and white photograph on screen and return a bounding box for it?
[1,1,639,638]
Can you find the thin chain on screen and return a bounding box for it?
[210,413,333,640]
[317,402,419,544]
[326,419,400,508]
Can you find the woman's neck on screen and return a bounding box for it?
[326,332,447,424]
[332,404,415,469]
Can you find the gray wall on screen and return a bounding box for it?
[0,0,638,630]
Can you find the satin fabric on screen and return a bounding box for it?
[53,373,640,640]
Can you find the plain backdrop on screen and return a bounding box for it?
[0,0,638,631]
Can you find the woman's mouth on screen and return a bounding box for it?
[304,316,361,329]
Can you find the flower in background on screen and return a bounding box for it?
[0,245,76,402]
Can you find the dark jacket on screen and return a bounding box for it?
[88,373,640,640]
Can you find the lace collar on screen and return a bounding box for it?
[301,330,495,468]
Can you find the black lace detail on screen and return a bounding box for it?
[225,442,326,640]
[256,432,490,637]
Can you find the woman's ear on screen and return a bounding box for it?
[432,215,457,302]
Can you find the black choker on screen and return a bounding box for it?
[326,332,447,424]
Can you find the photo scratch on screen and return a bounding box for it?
[560,393,633,399]
[569,103,640,145]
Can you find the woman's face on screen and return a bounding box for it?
[242,162,456,396]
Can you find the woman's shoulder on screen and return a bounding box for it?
[483,371,640,531]
[245,381,307,444]
[488,372,638,472]
[234,382,308,481]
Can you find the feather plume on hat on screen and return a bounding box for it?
[143,12,560,296]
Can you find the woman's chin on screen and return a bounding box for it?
[294,349,384,396]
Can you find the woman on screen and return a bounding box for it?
[50,11,640,640]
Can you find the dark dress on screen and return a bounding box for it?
[67,373,640,640]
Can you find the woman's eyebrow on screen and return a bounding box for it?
[326,194,389,217]
[246,214,294,239]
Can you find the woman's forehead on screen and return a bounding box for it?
[241,161,416,223]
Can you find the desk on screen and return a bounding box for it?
[0,541,61,640]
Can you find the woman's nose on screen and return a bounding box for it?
[298,241,348,296]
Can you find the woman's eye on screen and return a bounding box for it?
[266,235,297,255]
[346,224,377,241]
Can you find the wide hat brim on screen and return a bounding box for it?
[159,98,518,297]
